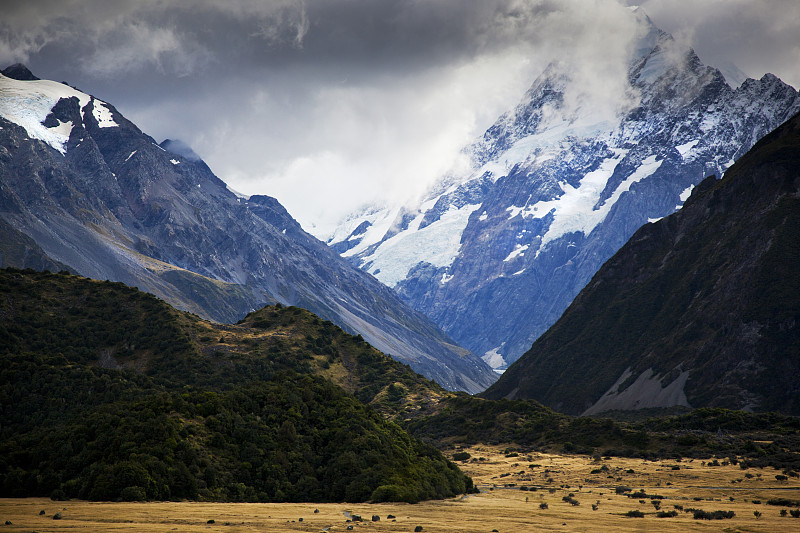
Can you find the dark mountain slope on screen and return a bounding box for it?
[0,268,472,502]
[0,69,495,392]
[483,111,800,416]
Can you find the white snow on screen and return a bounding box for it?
[503,243,529,262]
[91,100,117,128]
[506,205,524,218]
[512,269,526,276]
[482,345,506,371]
[647,217,663,223]
[699,112,723,134]
[358,203,481,287]
[478,114,617,183]
[330,205,396,250]
[441,272,454,284]
[125,150,137,162]
[678,183,694,202]
[478,211,488,221]
[529,153,661,252]
[675,139,699,157]
[170,158,180,165]
[49,119,73,142]
[0,73,91,154]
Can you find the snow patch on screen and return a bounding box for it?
[482,345,506,371]
[170,159,180,165]
[679,184,694,202]
[0,74,91,154]
[358,203,481,287]
[506,205,524,218]
[441,272,454,284]
[675,139,699,157]
[479,115,618,181]
[503,243,529,262]
[331,205,396,251]
[532,153,661,252]
[125,150,137,162]
[91,100,117,128]
[50,119,73,141]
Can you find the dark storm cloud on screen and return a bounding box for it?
[2,1,797,235]
[0,1,625,82]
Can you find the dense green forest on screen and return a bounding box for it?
[0,268,471,502]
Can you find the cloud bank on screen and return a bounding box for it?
[1,0,798,235]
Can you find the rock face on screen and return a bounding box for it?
[0,69,496,393]
[329,11,800,372]
[483,110,800,415]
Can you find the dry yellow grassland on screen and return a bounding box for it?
[1,446,798,532]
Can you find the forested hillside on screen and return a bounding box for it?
[0,268,472,502]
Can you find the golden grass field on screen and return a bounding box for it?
[2,445,799,532]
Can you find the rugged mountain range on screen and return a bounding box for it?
[0,64,496,393]
[329,10,800,372]
[483,109,800,416]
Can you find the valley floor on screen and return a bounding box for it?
[2,446,799,532]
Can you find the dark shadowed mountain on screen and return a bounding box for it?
[0,67,496,393]
[483,111,800,416]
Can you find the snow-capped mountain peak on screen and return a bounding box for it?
[330,13,800,372]
[0,72,119,155]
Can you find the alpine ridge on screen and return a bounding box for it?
[329,9,800,372]
[483,109,800,415]
[0,66,497,393]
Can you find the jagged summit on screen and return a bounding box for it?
[1,63,39,81]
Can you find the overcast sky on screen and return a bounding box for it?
[2,0,799,236]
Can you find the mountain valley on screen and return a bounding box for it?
[1,4,799,513]
[0,64,496,394]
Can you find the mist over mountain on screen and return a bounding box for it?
[330,12,800,372]
[0,68,496,393]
